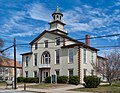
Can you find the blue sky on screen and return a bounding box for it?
[0,0,120,61]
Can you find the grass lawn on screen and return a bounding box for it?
[26,83,70,89]
[71,83,120,93]
[0,82,6,86]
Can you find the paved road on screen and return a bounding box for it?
[0,89,36,93]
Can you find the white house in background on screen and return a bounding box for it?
[21,7,105,83]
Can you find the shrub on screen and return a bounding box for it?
[17,77,25,82]
[45,76,51,83]
[83,75,101,88]
[17,77,39,83]
[57,76,68,83]
[69,76,80,85]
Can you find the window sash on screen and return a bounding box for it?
[44,40,48,48]
[34,54,37,66]
[26,56,29,67]
[68,69,73,76]
[55,37,60,45]
[69,48,74,63]
[55,50,60,64]
[0,68,3,74]
[35,43,38,50]
[84,49,86,63]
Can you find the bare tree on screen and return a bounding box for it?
[106,48,120,85]
[0,38,4,56]
[96,48,120,85]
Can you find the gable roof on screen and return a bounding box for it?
[29,30,98,51]
[0,57,22,68]
[61,44,98,51]
[29,30,84,45]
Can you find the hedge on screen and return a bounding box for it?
[17,77,39,83]
[57,76,68,83]
[83,75,101,88]
[69,76,80,85]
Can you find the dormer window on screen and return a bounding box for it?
[44,40,48,48]
[55,37,60,45]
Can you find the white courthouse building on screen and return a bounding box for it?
[21,7,101,83]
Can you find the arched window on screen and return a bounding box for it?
[41,51,50,64]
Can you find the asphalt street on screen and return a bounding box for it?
[0,89,37,93]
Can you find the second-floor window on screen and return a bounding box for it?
[68,48,74,63]
[83,49,86,63]
[55,49,60,64]
[44,40,48,48]
[55,37,60,45]
[91,52,94,63]
[41,51,50,64]
[25,56,29,67]
[34,53,37,66]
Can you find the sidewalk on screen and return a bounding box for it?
[0,83,95,93]
[17,84,94,93]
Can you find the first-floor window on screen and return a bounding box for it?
[5,68,8,74]
[83,69,87,76]
[25,71,28,78]
[0,68,3,74]
[33,71,37,77]
[68,69,73,76]
[91,70,94,75]
[55,69,60,76]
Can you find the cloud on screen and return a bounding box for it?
[26,3,52,22]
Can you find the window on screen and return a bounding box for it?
[68,69,73,76]
[68,48,74,63]
[25,71,28,78]
[83,49,86,63]
[0,68,3,74]
[33,71,37,77]
[91,52,94,63]
[25,56,29,67]
[5,68,8,74]
[55,49,60,64]
[55,37,60,45]
[44,40,48,48]
[35,43,38,50]
[83,69,87,76]
[55,69,60,76]
[41,51,50,64]
[91,70,94,75]
[34,53,37,66]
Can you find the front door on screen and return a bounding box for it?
[42,71,49,81]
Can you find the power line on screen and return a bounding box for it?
[0,45,14,53]
[16,33,120,45]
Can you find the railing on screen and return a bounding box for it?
[39,64,50,68]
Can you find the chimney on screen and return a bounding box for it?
[86,35,90,46]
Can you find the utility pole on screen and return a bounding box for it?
[14,38,17,89]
